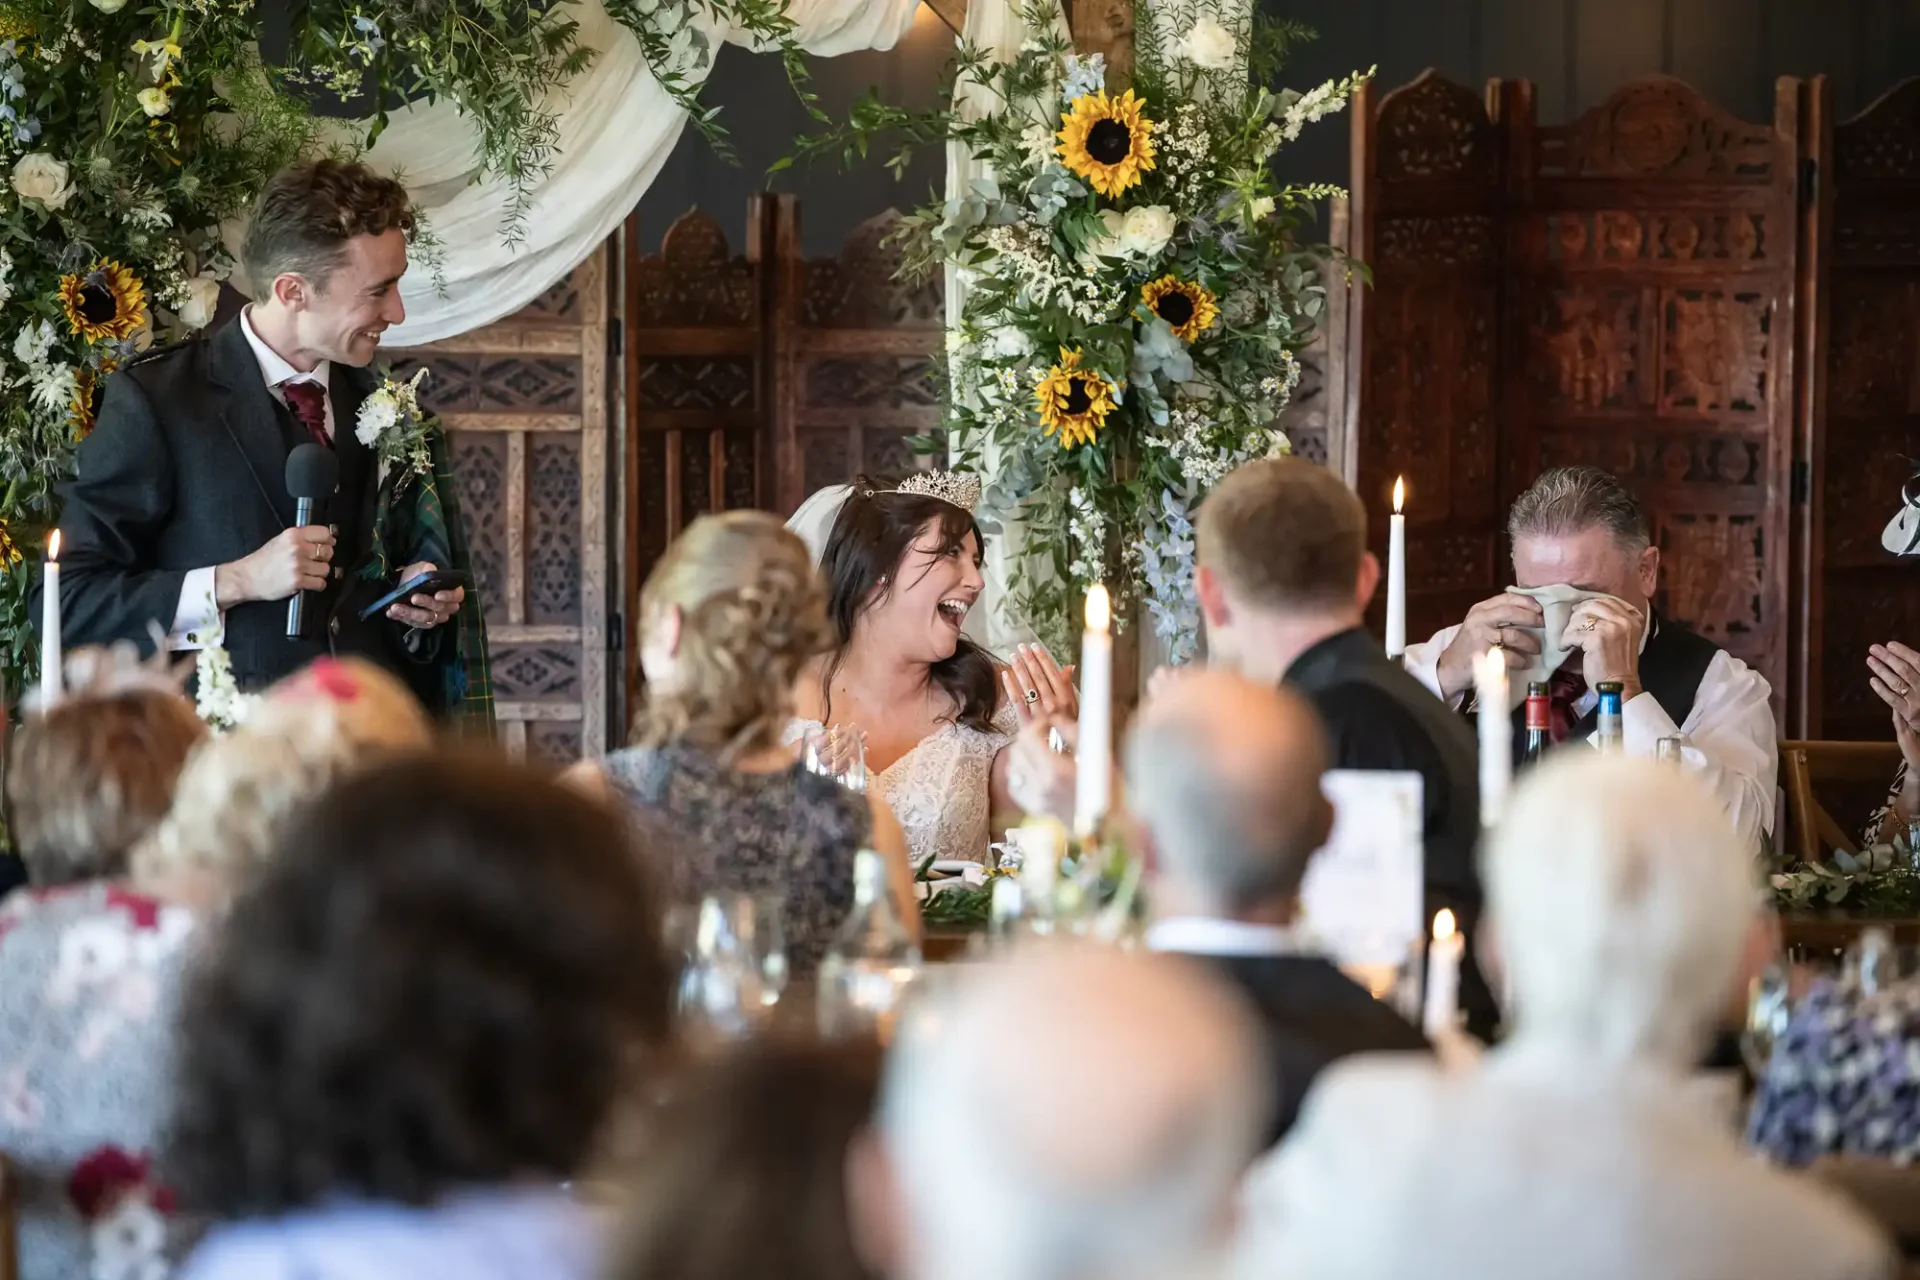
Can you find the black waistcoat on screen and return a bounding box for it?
[1482,615,1721,768]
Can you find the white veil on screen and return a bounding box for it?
[785,483,857,566]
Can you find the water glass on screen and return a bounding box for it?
[803,724,868,793]
[1740,960,1792,1077]
[677,893,787,1043]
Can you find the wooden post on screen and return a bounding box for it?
[1068,0,1133,88]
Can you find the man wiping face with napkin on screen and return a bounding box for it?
[1402,465,1777,855]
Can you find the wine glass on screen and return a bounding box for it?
[803,724,868,793]
[750,893,790,1009]
[677,894,768,1045]
[1741,960,1793,1078]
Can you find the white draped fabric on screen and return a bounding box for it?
[949,0,1066,654]
[270,0,922,346]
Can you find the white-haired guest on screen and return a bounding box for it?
[849,941,1267,1280]
[1237,754,1893,1280]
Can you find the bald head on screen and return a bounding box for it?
[1124,670,1332,917]
[876,942,1266,1280]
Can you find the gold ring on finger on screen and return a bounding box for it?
[1581,618,1597,632]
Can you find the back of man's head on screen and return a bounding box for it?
[871,942,1267,1280]
[1197,458,1368,615]
[1124,671,1331,918]
[1487,752,1754,1065]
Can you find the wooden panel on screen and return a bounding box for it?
[1509,75,1801,711]
[1347,70,1512,646]
[389,249,612,762]
[1806,77,1920,739]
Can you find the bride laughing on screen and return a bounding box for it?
[786,473,1077,866]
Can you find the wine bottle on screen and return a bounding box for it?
[1594,681,1625,753]
[1523,680,1551,764]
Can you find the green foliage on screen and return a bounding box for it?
[1774,840,1920,916]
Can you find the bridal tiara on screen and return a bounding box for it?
[873,470,982,512]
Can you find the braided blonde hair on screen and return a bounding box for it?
[632,511,831,758]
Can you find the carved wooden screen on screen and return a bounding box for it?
[622,204,770,699]
[1507,77,1801,709]
[770,194,945,514]
[1801,78,1920,739]
[388,250,612,764]
[1345,71,1512,646]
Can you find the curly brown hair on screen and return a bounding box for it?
[242,158,415,291]
[631,511,832,758]
[6,689,206,886]
[164,751,673,1215]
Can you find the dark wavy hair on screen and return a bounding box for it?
[609,1036,883,1280]
[165,750,673,1216]
[819,474,997,733]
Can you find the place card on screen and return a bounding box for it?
[1298,770,1425,969]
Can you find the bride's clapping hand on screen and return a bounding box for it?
[1001,642,1078,725]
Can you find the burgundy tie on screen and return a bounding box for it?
[1548,663,1589,744]
[280,379,330,448]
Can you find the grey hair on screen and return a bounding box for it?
[1507,465,1651,551]
[1486,753,1755,1065]
[1123,708,1324,914]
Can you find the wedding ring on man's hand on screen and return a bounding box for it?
[1581,618,1598,632]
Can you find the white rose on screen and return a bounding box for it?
[1119,205,1176,257]
[1179,17,1238,71]
[1081,207,1128,263]
[9,153,73,211]
[985,327,1032,360]
[89,0,130,11]
[136,87,171,117]
[176,275,220,330]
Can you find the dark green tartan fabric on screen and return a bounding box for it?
[359,423,496,735]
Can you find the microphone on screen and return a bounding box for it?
[285,443,340,640]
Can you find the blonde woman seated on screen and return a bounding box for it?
[596,511,913,973]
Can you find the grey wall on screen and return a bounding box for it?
[631,0,1920,255]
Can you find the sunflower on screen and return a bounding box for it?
[1141,274,1220,342]
[0,520,19,570]
[1035,347,1118,449]
[69,359,116,440]
[58,260,148,345]
[1057,90,1157,199]
[0,7,33,41]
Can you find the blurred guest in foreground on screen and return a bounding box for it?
[135,656,432,910]
[169,753,674,1280]
[594,511,913,972]
[1127,669,1430,1146]
[0,657,205,1280]
[1238,754,1891,1280]
[849,942,1266,1280]
[608,1038,881,1280]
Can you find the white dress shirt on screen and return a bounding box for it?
[1403,623,1778,852]
[167,308,333,651]
[1145,917,1321,958]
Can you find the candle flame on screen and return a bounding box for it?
[1392,476,1405,513]
[1433,908,1456,941]
[1084,583,1110,632]
[47,530,60,562]
[1476,648,1506,683]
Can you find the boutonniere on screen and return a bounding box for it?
[356,367,435,485]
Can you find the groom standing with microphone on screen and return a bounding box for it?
[47,159,468,703]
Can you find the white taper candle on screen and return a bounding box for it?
[1385,476,1407,658]
[1423,908,1463,1038]
[1073,585,1112,838]
[41,530,62,704]
[1476,647,1510,827]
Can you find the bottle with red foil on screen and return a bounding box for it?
[1523,680,1551,764]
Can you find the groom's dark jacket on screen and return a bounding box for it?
[41,317,441,697]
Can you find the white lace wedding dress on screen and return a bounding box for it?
[785,704,1019,866]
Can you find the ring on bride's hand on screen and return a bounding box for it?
[1023,688,1040,706]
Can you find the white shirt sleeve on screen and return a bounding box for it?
[168,566,222,651]
[1611,649,1778,849]
[1402,624,1465,705]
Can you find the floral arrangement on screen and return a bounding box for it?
[791,0,1365,656]
[193,639,260,732]
[356,365,434,484]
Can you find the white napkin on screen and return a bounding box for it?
[1503,583,1603,688]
